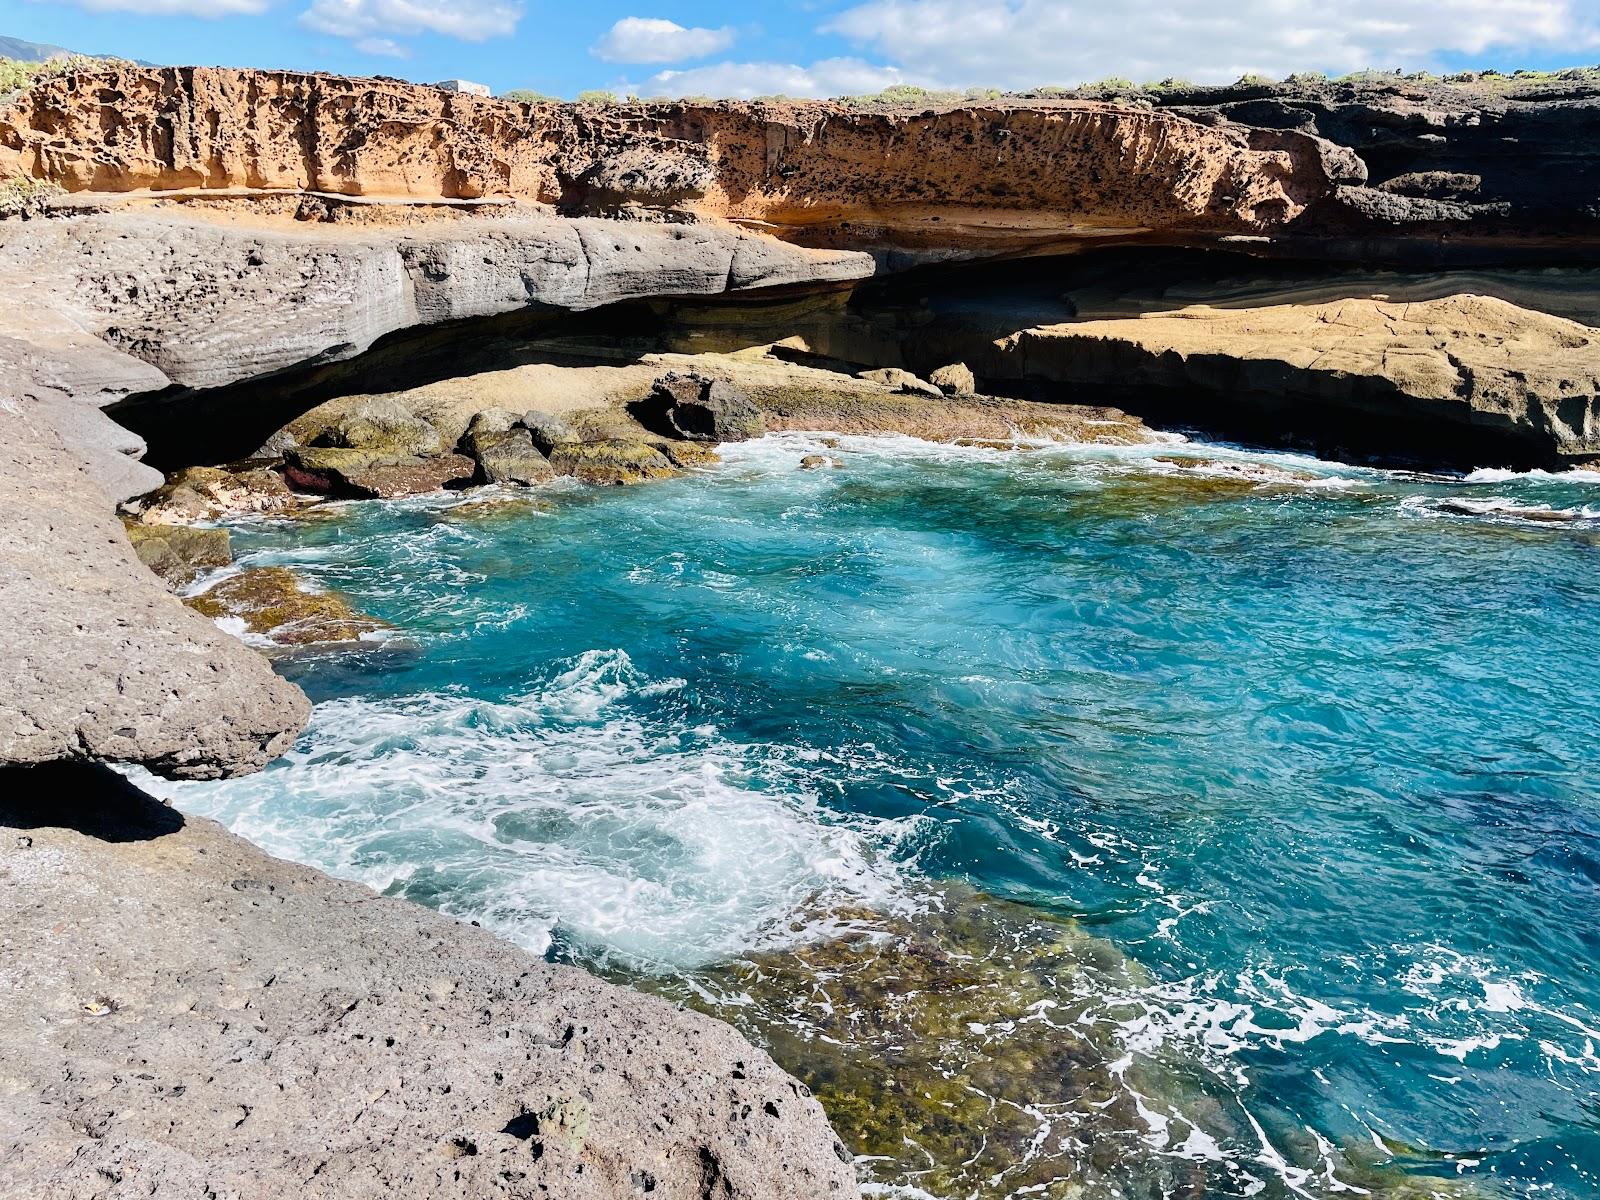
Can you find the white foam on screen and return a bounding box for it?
[139,648,919,971]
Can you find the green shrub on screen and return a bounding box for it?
[500,88,553,102]
[575,89,619,105]
[0,175,64,219]
[0,53,101,95]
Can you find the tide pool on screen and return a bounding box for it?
[143,434,1600,1199]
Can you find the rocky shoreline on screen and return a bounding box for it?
[2,61,1599,1198]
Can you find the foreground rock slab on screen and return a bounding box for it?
[0,766,859,1200]
[0,404,309,779]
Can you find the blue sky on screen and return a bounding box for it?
[2,0,1597,99]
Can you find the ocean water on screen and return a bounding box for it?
[144,434,1600,1199]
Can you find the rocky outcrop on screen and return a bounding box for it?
[0,402,309,779]
[0,66,1348,255]
[0,765,859,1199]
[996,295,1600,466]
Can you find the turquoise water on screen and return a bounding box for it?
[148,434,1600,1199]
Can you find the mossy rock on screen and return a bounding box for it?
[132,463,299,523]
[187,567,389,647]
[313,397,444,457]
[123,521,232,588]
[548,439,677,486]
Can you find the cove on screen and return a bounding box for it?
[141,433,1600,1199]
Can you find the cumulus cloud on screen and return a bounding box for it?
[300,0,522,43]
[624,56,908,99]
[592,17,736,63]
[353,35,409,56]
[823,0,1600,88]
[31,0,267,15]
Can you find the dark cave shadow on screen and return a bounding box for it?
[0,762,185,843]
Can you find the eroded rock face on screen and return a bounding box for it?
[0,766,860,1200]
[0,405,309,779]
[0,66,1344,253]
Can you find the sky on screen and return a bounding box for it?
[2,0,1597,99]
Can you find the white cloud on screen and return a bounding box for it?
[624,56,909,99]
[354,35,409,56]
[300,0,522,43]
[592,17,736,63]
[31,0,267,15]
[823,0,1600,88]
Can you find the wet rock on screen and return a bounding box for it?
[132,463,299,524]
[187,567,390,647]
[313,397,445,458]
[518,410,577,456]
[857,367,942,398]
[800,455,841,470]
[657,440,721,469]
[547,439,677,486]
[123,522,232,588]
[638,372,765,442]
[463,411,555,486]
[342,454,478,499]
[929,362,977,396]
[284,447,474,498]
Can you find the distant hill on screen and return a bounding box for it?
[0,35,76,62]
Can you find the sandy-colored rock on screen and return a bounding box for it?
[0,764,859,1200]
[0,405,308,779]
[314,396,445,457]
[929,363,977,396]
[1001,294,1600,465]
[132,463,300,523]
[462,410,555,485]
[187,566,390,647]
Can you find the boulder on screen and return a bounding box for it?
[638,372,765,442]
[548,439,678,486]
[123,523,232,588]
[314,397,445,457]
[800,455,843,471]
[462,410,555,486]
[857,368,942,398]
[929,363,977,396]
[342,454,478,499]
[520,410,578,456]
[284,447,474,497]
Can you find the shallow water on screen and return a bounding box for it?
[145,434,1600,1199]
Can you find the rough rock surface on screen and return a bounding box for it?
[0,404,309,778]
[462,409,556,485]
[187,567,391,646]
[124,522,232,588]
[637,373,765,442]
[0,67,1350,253]
[999,295,1600,466]
[0,765,860,1200]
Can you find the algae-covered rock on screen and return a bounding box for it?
[187,566,389,647]
[857,367,942,397]
[520,410,578,456]
[313,396,444,457]
[462,411,555,486]
[284,447,474,497]
[123,522,231,588]
[548,439,677,486]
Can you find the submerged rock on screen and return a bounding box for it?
[548,439,678,486]
[187,567,390,647]
[123,522,231,588]
[799,455,842,470]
